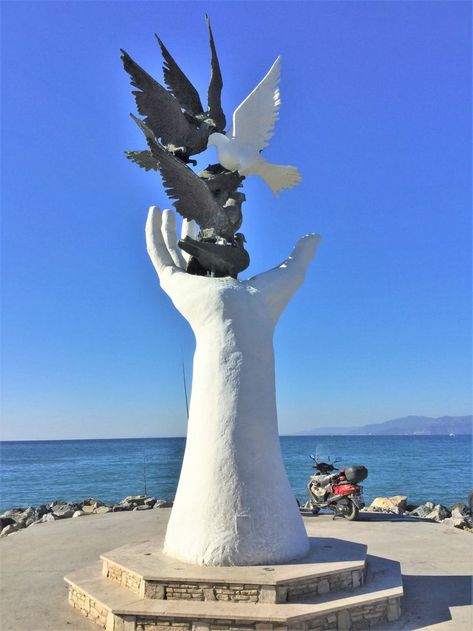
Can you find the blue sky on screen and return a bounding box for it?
[1,1,471,440]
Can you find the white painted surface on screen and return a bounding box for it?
[207,57,301,195]
[146,207,320,566]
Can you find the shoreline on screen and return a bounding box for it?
[1,493,472,538]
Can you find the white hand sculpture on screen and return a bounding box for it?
[146,206,321,566]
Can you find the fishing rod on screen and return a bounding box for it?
[181,358,189,419]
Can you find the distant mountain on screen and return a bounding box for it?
[295,415,473,436]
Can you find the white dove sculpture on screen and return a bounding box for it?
[207,56,301,195]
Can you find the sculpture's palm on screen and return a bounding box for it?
[146,206,321,566]
[146,206,320,325]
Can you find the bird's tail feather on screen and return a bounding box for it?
[251,159,302,195]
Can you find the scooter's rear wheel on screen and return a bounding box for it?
[311,506,320,515]
[344,501,359,521]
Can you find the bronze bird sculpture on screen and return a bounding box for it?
[132,117,250,277]
[133,116,245,241]
[158,15,225,133]
[122,16,225,166]
[179,234,249,279]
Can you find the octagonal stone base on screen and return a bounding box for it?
[65,535,403,631]
[100,537,367,604]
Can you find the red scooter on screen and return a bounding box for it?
[306,456,368,521]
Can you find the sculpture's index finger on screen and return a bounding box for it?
[145,205,178,273]
[161,209,187,269]
[145,205,162,245]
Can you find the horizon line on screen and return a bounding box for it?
[1,433,471,443]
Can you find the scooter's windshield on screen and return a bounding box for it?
[310,449,341,466]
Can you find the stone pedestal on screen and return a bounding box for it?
[65,533,403,631]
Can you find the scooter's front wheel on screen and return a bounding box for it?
[344,501,359,521]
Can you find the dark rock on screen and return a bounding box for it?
[48,500,67,509]
[17,507,35,525]
[1,524,19,537]
[1,508,25,521]
[93,506,112,514]
[425,504,451,522]
[81,505,96,514]
[443,516,471,530]
[144,497,157,507]
[154,500,173,509]
[52,504,76,519]
[117,501,134,511]
[0,517,16,530]
[81,498,104,508]
[133,505,152,511]
[6,520,25,531]
[449,503,470,518]
[35,505,48,519]
[41,513,57,523]
[120,495,147,506]
[409,501,435,518]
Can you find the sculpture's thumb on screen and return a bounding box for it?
[290,234,321,272]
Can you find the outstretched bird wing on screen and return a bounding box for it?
[231,56,281,152]
[206,15,226,132]
[132,117,223,230]
[125,150,159,171]
[121,50,197,148]
[155,36,204,115]
[152,146,225,231]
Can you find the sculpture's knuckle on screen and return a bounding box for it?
[159,266,174,283]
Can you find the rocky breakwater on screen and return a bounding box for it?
[365,495,473,532]
[0,495,173,537]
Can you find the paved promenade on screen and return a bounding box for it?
[0,509,471,630]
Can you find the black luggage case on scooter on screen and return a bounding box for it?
[345,465,368,483]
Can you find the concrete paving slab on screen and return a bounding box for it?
[0,508,471,630]
[304,512,473,631]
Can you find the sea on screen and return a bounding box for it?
[0,435,472,513]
